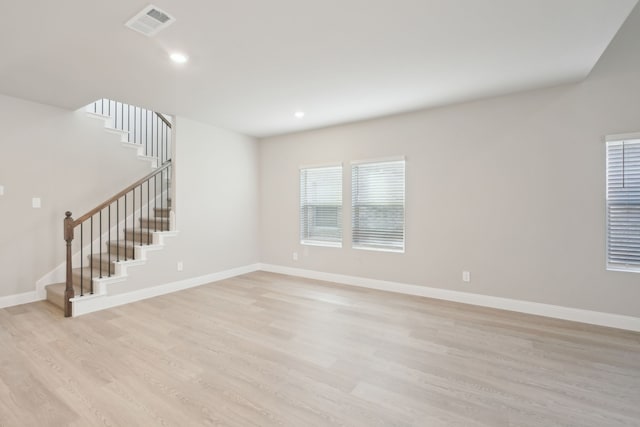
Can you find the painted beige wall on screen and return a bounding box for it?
[0,94,152,297]
[259,6,640,317]
[108,116,260,294]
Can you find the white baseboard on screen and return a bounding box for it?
[258,264,640,332]
[72,263,261,317]
[8,261,640,332]
[0,291,41,309]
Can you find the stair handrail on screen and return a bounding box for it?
[155,112,172,129]
[70,161,171,227]
[63,160,172,317]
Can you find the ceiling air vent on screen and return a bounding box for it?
[125,4,175,37]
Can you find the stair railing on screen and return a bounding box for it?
[63,161,172,317]
[88,99,172,165]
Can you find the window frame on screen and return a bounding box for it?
[351,157,406,253]
[299,163,343,248]
[605,133,640,273]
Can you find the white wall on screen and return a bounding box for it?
[108,116,260,294]
[259,6,640,318]
[0,94,152,297]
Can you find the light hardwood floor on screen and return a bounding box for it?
[1,271,639,426]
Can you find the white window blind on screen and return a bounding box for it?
[607,139,640,271]
[300,165,343,247]
[352,159,405,252]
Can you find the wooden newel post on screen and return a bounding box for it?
[64,211,75,317]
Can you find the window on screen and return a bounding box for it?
[352,159,405,252]
[606,137,640,271]
[300,165,342,247]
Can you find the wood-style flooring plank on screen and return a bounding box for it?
[1,271,639,426]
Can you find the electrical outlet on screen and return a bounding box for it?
[462,271,470,282]
[32,197,41,208]
[0,185,4,196]
[177,261,184,271]
[292,252,299,261]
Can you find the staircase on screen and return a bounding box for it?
[44,99,177,317]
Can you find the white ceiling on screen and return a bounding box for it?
[0,0,637,137]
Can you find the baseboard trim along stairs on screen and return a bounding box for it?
[71,264,261,316]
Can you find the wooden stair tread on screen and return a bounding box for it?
[154,207,171,216]
[46,282,96,310]
[139,217,170,229]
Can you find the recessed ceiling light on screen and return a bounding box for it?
[294,111,305,118]
[170,53,188,64]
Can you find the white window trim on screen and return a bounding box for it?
[351,157,406,253]
[605,132,640,142]
[299,163,343,248]
[300,240,342,248]
[350,155,406,165]
[605,137,640,273]
[351,244,405,253]
[607,265,640,274]
[299,161,344,170]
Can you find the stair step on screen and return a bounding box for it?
[87,253,117,275]
[107,240,136,259]
[124,228,155,244]
[46,283,73,310]
[72,267,102,286]
[153,207,171,218]
[46,268,100,310]
[139,217,170,231]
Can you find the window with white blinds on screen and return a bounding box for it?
[300,165,343,247]
[352,159,405,252]
[607,138,640,271]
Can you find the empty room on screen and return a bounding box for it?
[1,1,639,426]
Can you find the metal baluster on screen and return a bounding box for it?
[155,174,158,232]
[161,169,164,225]
[117,199,120,262]
[140,184,143,243]
[134,106,137,144]
[90,216,93,293]
[132,187,136,258]
[124,193,128,260]
[99,209,103,278]
[146,111,149,157]
[108,204,111,277]
[80,222,83,296]
[147,180,150,244]
[159,121,162,163]
[150,114,154,160]
[155,115,158,163]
